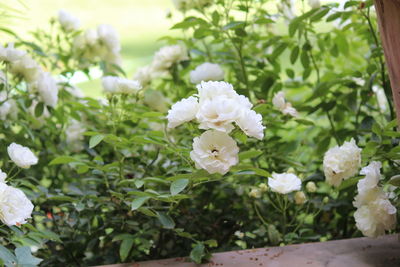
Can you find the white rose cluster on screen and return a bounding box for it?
[353,161,397,237]
[0,44,59,110]
[167,81,264,175]
[323,138,361,187]
[190,62,224,84]
[168,81,265,139]
[58,9,80,32]
[272,91,298,117]
[102,76,142,95]
[73,24,121,67]
[151,45,189,73]
[173,0,213,11]
[268,172,301,194]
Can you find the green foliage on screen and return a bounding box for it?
[0,0,398,266]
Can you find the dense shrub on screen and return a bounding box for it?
[0,0,398,266]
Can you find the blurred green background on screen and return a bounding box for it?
[1,0,177,97]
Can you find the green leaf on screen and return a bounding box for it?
[49,156,77,165]
[290,46,300,64]
[119,238,134,262]
[0,245,17,267]
[157,212,175,229]
[338,176,361,191]
[388,175,400,187]
[89,134,105,148]
[47,196,76,202]
[170,179,189,196]
[15,246,42,266]
[34,102,44,117]
[131,196,150,210]
[190,243,205,264]
[222,21,245,30]
[239,150,263,161]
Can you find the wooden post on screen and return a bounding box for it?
[374,0,400,124]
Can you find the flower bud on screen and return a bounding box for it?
[249,188,262,199]
[258,183,268,192]
[306,181,317,193]
[294,191,307,205]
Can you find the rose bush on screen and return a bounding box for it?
[0,0,399,266]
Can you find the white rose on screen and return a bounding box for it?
[190,130,239,175]
[294,191,307,205]
[0,169,6,183]
[97,24,121,55]
[0,91,12,120]
[144,89,168,112]
[305,181,317,193]
[372,85,388,112]
[272,91,298,117]
[133,65,153,87]
[167,96,199,128]
[197,81,252,109]
[58,9,80,32]
[65,120,86,152]
[7,143,38,169]
[102,76,141,94]
[0,43,26,63]
[0,183,34,226]
[268,172,301,194]
[354,197,396,238]
[9,54,41,83]
[308,0,321,9]
[84,29,99,46]
[36,72,59,107]
[151,45,189,72]
[323,138,361,187]
[196,96,242,133]
[190,62,224,84]
[236,109,265,140]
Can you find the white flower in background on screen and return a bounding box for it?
[272,91,298,117]
[65,85,85,98]
[294,191,307,205]
[97,24,121,55]
[372,85,388,112]
[190,130,239,175]
[151,45,189,72]
[353,161,397,237]
[144,89,168,112]
[0,70,5,84]
[102,76,142,94]
[7,143,38,169]
[66,120,86,152]
[0,183,34,226]
[268,172,301,194]
[133,65,153,87]
[249,188,262,198]
[58,9,80,32]
[0,43,26,63]
[9,54,41,83]
[306,181,317,193]
[36,72,59,107]
[277,0,295,20]
[196,96,242,133]
[167,96,199,128]
[0,91,11,120]
[308,0,321,9]
[190,62,224,84]
[236,109,265,140]
[0,169,6,183]
[323,138,361,187]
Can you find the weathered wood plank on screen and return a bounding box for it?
[96,234,399,267]
[374,0,400,123]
